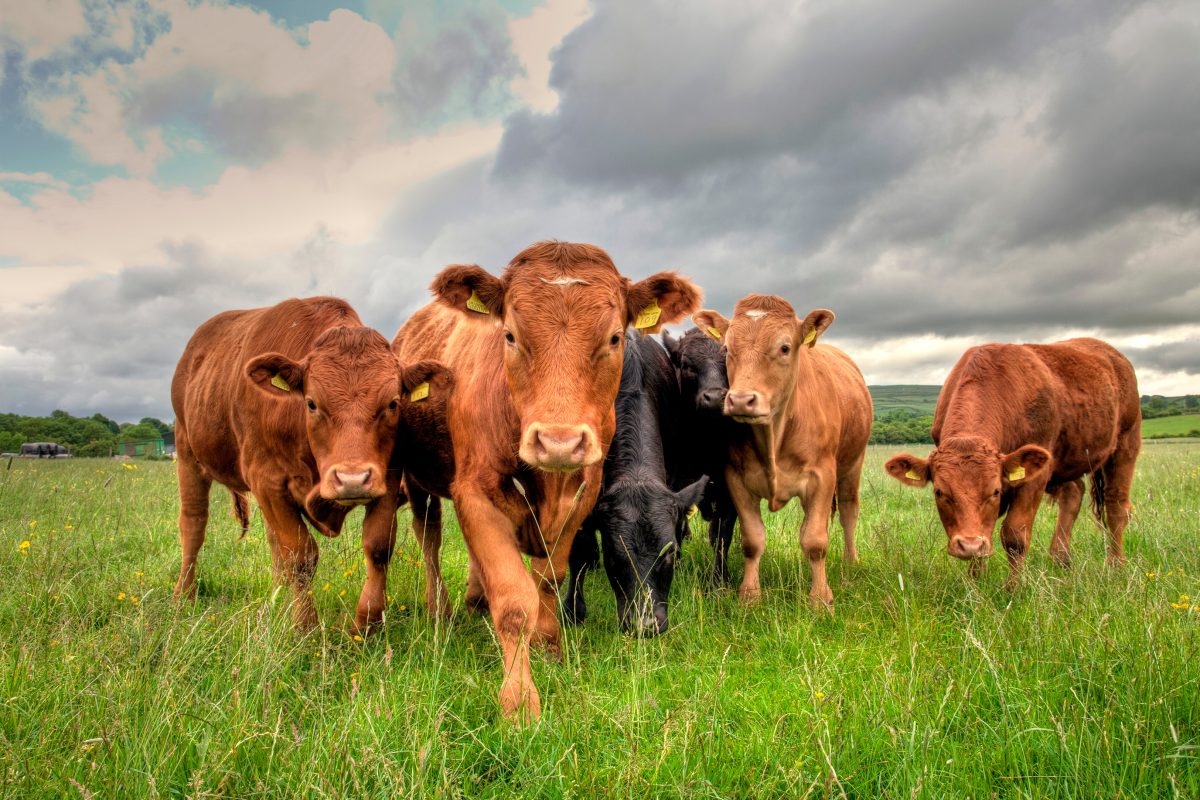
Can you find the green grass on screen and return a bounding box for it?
[1144,414,1200,438]
[868,385,940,416]
[2,445,1199,798]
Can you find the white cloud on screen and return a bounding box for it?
[0,0,86,60]
[508,0,591,112]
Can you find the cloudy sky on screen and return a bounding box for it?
[1,0,1198,421]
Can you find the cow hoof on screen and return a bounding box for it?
[809,589,834,613]
[1049,550,1072,569]
[844,550,860,565]
[499,684,542,725]
[427,589,453,620]
[1002,574,1022,593]
[738,585,762,604]
[1106,554,1127,569]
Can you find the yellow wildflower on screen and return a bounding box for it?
[18,540,30,550]
[353,635,363,642]
[322,582,330,592]
[29,520,36,527]
[814,691,825,699]
[117,592,126,601]
[339,590,346,597]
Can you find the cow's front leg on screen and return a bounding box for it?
[727,473,766,603]
[355,488,399,634]
[999,482,1045,591]
[410,487,450,619]
[457,491,541,723]
[799,465,837,612]
[257,492,320,630]
[531,544,572,657]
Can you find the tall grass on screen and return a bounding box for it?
[1,444,1197,797]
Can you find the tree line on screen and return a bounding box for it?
[0,411,173,457]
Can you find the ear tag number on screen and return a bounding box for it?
[1007,466,1026,481]
[466,290,490,314]
[905,469,921,481]
[634,299,662,329]
[409,382,430,402]
[802,329,817,346]
[706,326,722,341]
[271,373,291,392]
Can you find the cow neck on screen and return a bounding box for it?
[938,378,1006,447]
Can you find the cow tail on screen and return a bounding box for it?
[231,491,250,540]
[1089,469,1107,528]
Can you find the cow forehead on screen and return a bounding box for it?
[930,439,1001,480]
[728,311,796,351]
[505,272,625,333]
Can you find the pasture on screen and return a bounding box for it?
[1144,414,1200,439]
[2,444,1198,798]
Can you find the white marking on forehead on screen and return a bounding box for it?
[742,310,768,320]
[539,276,590,287]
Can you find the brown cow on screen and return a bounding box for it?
[884,338,1141,585]
[172,296,447,631]
[394,241,700,721]
[695,296,872,610]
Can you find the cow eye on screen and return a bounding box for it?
[992,488,1001,498]
[504,330,515,344]
[934,488,943,498]
[610,333,621,346]
[306,398,317,412]
[388,399,399,411]
[780,343,791,355]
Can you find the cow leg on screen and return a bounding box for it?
[727,475,766,603]
[257,492,320,630]
[410,488,450,619]
[465,551,489,615]
[1101,427,1139,567]
[531,545,571,657]
[1046,479,1083,568]
[457,492,541,722]
[354,490,399,634]
[564,528,599,625]
[836,452,865,565]
[173,454,212,601]
[799,466,837,612]
[709,512,736,588]
[999,482,1045,591]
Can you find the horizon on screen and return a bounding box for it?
[2,0,1198,420]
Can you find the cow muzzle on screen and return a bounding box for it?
[519,423,600,471]
[322,463,384,505]
[698,387,727,412]
[724,390,768,423]
[948,535,992,560]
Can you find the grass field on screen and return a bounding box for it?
[868,385,940,416]
[1144,414,1200,438]
[2,444,1198,798]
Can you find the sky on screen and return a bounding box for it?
[0,0,1197,421]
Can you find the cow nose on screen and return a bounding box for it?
[725,390,762,418]
[699,388,726,410]
[521,423,598,470]
[333,467,373,495]
[949,536,991,560]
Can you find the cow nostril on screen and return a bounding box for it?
[334,469,372,488]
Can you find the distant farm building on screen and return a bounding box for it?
[20,442,71,458]
[117,432,175,458]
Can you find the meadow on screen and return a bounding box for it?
[2,443,1198,798]
[1144,415,1200,439]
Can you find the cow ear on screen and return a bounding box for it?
[400,359,453,400]
[661,330,680,360]
[885,454,930,487]
[246,353,305,398]
[798,309,835,348]
[674,475,709,514]
[1001,445,1051,485]
[692,310,729,341]
[626,272,702,334]
[430,264,505,318]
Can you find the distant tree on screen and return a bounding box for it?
[118,422,162,443]
[91,413,120,435]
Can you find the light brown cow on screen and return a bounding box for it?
[172,297,446,631]
[394,241,700,721]
[884,338,1141,585]
[695,295,872,610]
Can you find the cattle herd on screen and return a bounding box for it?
[170,240,1142,722]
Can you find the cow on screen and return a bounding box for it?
[662,326,741,587]
[171,296,447,633]
[563,332,708,636]
[694,295,872,610]
[884,338,1141,585]
[393,241,701,721]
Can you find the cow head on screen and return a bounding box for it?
[431,241,701,472]
[885,437,1052,559]
[597,476,708,636]
[246,326,446,506]
[694,296,834,425]
[663,326,728,414]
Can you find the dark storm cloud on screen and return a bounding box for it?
[1126,339,1200,377]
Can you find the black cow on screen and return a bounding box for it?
[565,333,708,636]
[662,327,740,587]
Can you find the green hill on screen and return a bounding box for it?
[868,385,940,416]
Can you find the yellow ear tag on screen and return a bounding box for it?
[802,329,817,346]
[634,299,662,329]
[688,504,699,520]
[270,373,291,392]
[706,326,722,341]
[466,290,489,314]
[1007,465,1025,481]
[905,469,921,481]
[409,382,430,402]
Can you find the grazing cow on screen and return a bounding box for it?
[662,327,740,587]
[884,338,1141,584]
[695,296,872,609]
[393,241,701,721]
[172,297,447,632]
[563,332,708,636]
